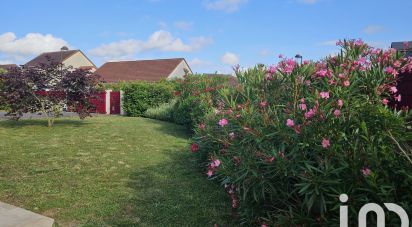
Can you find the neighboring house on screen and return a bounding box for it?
[95,58,192,83]
[391,41,412,108]
[0,64,18,71]
[391,41,412,57]
[25,50,96,71]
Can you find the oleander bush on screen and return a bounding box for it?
[122,81,175,116]
[191,40,412,226]
[172,75,233,129]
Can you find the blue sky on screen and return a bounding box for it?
[0,0,411,73]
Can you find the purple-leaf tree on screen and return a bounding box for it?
[0,60,100,127]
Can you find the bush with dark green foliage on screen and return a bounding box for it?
[122,81,175,116]
[191,40,412,226]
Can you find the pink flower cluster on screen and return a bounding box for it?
[218,118,228,127]
[361,167,371,177]
[278,58,297,74]
[207,159,221,177]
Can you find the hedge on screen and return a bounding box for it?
[122,81,175,116]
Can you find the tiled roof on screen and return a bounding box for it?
[95,58,186,82]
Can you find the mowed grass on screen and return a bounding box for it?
[0,116,233,226]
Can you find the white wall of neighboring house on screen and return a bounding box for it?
[167,60,192,79]
[63,51,95,71]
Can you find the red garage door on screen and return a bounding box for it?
[110,91,121,115]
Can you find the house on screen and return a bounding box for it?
[391,41,412,57]
[95,58,192,83]
[0,64,17,71]
[25,50,96,71]
[391,41,412,108]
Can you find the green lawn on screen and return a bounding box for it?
[0,116,233,226]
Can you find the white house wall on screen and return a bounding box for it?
[167,61,192,79]
[63,52,95,69]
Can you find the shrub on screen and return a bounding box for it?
[143,99,177,122]
[191,40,412,225]
[122,81,175,116]
[172,75,233,129]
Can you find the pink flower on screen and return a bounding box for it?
[261,224,268,227]
[355,39,364,46]
[322,138,330,149]
[286,119,295,127]
[305,108,316,119]
[284,59,296,74]
[207,170,213,177]
[299,103,307,111]
[316,69,328,78]
[333,109,341,117]
[389,86,398,94]
[218,119,228,127]
[394,94,401,102]
[385,67,399,77]
[211,159,221,168]
[361,167,371,177]
[320,91,330,99]
[267,65,277,74]
[198,123,206,129]
[382,99,389,105]
[191,143,199,153]
[260,101,267,108]
[343,80,350,87]
[337,99,343,108]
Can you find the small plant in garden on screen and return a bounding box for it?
[0,60,100,127]
[191,39,412,225]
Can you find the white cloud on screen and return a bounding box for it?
[204,0,248,12]
[174,21,194,30]
[190,58,211,67]
[363,25,384,34]
[0,32,69,63]
[221,52,239,65]
[89,30,213,59]
[299,0,320,4]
